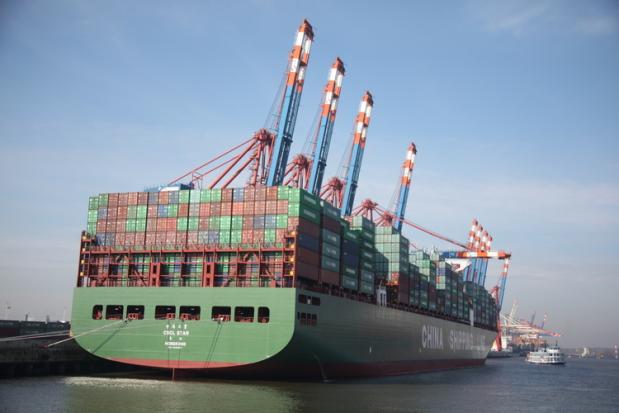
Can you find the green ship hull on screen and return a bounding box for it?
[71,287,496,379]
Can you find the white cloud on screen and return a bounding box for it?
[576,15,618,35]
[468,0,618,36]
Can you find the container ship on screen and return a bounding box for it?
[71,20,508,379]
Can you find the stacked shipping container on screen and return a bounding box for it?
[84,186,496,328]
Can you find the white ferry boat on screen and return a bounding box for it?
[526,346,566,365]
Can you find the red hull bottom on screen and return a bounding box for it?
[111,357,486,380]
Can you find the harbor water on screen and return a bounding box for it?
[1,358,618,412]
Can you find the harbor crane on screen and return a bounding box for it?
[283,57,346,194]
[321,91,374,216]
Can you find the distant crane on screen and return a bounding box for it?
[321,91,374,216]
[284,57,346,194]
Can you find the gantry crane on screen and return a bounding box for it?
[321,91,373,216]
[267,19,314,186]
[283,57,345,194]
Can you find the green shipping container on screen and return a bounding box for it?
[277,186,290,200]
[276,214,288,229]
[322,243,340,259]
[288,202,320,225]
[98,193,108,207]
[342,266,357,278]
[179,190,190,203]
[360,281,374,295]
[177,218,188,231]
[342,276,358,290]
[126,219,137,232]
[87,222,96,234]
[288,188,321,209]
[137,205,147,219]
[87,210,98,223]
[136,219,147,232]
[321,256,339,272]
[264,229,276,243]
[200,189,211,203]
[188,217,199,231]
[168,204,178,217]
[190,189,201,203]
[88,196,99,210]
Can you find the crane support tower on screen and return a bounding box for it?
[394,143,417,231]
[307,57,346,195]
[267,19,314,186]
[341,91,374,215]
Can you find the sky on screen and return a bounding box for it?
[0,0,617,347]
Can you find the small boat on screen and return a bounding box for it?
[526,345,566,365]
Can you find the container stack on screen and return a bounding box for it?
[374,226,411,304]
[410,250,436,311]
[319,200,342,287]
[349,216,376,296]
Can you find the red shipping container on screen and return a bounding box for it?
[117,206,128,219]
[297,217,321,238]
[118,193,129,206]
[275,229,285,241]
[134,233,145,246]
[221,203,232,215]
[232,202,244,215]
[221,188,233,202]
[277,200,288,214]
[296,247,320,265]
[322,216,340,233]
[128,192,139,205]
[157,219,167,232]
[265,201,278,214]
[147,218,158,232]
[189,204,200,217]
[106,221,116,232]
[166,218,176,231]
[295,261,319,281]
[199,217,209,230]
[165,232,176,244]
[147,205,158,218]
[96,220,106,232]
[266,187,278,200]
[186,231,198,244]
[116,221,126,232]
[210,203,221,215]
[146,233,157,246]
[115,233,126,246]
[176,231,187,245]
[159,191,169,205]
[252,231,264,244]
[244,187,256,201]
[254,201,266,215]
[137,192,148,205]
[320,269,340,287]
[179,203,189,216]
[255,187,267,201]
[243,202,254,215]
[108,193,119,207]
[243,216,254,228]
[199,203,210,216]
[108,208,118,219]
[242,230,253,243]
[124,233,135,246]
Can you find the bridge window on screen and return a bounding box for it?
[92,305,103,320]
[212,306,231,322]
[105,305,123,320]
[311,297,321,306]
[127,305,144,320]
[235,306,254,322]
[258,307,270,323]
[155,305,176,320]
[180,306,201,321]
